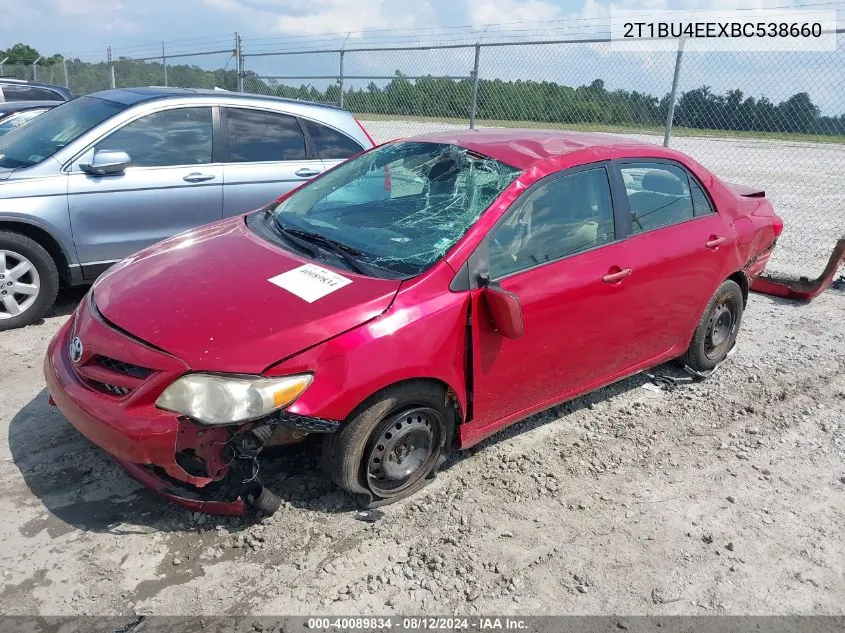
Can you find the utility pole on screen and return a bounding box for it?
[235,32,244,92]
[162,42,168,87]
[32,56,42,81]
[0,57,8,77]
[63,57,69,88]
[663,36,685,147]
[107,45,115,89]
[469,45,481,129]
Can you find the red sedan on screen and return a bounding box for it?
[44,129,783,515]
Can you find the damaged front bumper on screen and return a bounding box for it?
[44,307,339,517]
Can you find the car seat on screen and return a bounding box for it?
[627,169,693,232]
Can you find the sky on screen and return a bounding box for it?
[3,0,844,113]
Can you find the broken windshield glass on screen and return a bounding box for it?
[270,141,521,276]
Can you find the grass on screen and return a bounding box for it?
[355,112,845,144]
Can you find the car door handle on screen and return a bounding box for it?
[602,268,633,284]
[183,173,216,183]
[295,168,322,178]
[706,236,727,249]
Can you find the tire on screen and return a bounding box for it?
[0,231,60,332]
[681,279,744,375]
[321,382,454,507]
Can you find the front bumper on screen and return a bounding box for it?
[43,295,339,516]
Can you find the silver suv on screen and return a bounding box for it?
[0,87,374,330]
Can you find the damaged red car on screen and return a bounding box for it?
[44,129,783,515]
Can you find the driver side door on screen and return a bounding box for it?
[67,106,223,279]
[468,163,642,436]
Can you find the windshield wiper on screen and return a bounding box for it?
[264,209,318,258]
[283,227,372,276]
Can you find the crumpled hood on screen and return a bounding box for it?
[93,216,401,373]
[0,168,13,181]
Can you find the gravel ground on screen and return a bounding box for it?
[0,283,843,616]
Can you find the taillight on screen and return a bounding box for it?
[773,214,784,237]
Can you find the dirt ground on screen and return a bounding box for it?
[0,282,843,617]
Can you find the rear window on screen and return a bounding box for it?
[303,119,364,159]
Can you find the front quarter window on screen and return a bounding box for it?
[268,141,521,276]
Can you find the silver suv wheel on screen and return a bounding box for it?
[0,249,41,319]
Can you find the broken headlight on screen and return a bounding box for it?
[155,373,313,426]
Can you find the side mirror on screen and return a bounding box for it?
[80,149,131,176]
[482,281,524,339]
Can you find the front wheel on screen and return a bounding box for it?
[0,232,60,331]
[681,279,744,376]
[321,383,453,507]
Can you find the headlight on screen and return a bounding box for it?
[155,373,313,426]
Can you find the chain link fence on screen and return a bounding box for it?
[2,32,842,280]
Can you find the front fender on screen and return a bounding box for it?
[266,270,469,424]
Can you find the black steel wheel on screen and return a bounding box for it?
[682,279,744,375]
[320,382,454,507]
[365,407,445,498]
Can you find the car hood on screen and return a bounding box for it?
[92,216,402,373]
[0,168,13,181]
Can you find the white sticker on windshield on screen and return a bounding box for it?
[268,264,352,303]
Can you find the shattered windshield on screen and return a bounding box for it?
[270,141,521,276]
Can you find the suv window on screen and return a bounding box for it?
[303,119,363,159]
[225,108,306,162]
[621,162,695,233]
[488,166,615,278]
[96,107,212,167]
[1,83,63,102]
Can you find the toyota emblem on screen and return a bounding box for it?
[69,337,84,364]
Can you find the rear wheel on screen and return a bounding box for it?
[0,232,59,331]
[682,279,744,375]
[321,383,453,507]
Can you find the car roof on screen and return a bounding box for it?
[0,78,73,97]
[408,128,655,170]
[87,86,345,111]
[0,100,59,114]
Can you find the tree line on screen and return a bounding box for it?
[3,42,843,137]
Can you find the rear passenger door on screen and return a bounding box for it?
[220,107,325,216]
[612,159,736,355]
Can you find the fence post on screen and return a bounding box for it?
[0,57,7,77]
[107,46,115,89]
[235,32,244,92]
[663,36,685,147]
[469,44,481,129]
[338,50,345,108]
[162,42,168,87]
[32,56,42,82]
[63,57,69,89]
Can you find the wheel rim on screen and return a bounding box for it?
[366,407,444,498]
[704,298,736,360]
[0,250,40,320]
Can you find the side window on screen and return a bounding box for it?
[96,107,212,167]
[690,178,715,216]
[488,167,615,279]
[303,119,364,159]
[225,108,306,162]
[621,163,695,234]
